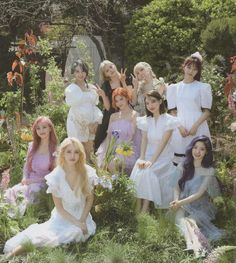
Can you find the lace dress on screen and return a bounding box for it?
[4,165,98,253]
[65,83,103,142]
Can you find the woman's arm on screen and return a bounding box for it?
[79,192,94,222]
[188,109,211,136]
[170,176,210,210]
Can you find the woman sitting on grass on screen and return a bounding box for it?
[3,137,98,260]
[170,135,223,258]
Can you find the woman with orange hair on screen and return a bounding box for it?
[96,88,141,175]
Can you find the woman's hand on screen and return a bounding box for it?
[96,85,105,98]
[21,178,32,185]
[188,123,199,136]
[178,126,189,137]
[137,160,152,169]
[170,200,181,210]
[76,221,88,235]
[119,68,127,84]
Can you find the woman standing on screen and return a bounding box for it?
[65,59,103,159]
[167,52,212,165]
[94,60,132,150]
[132,62,166,116]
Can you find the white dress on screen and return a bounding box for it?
[167,80,212,155]
[130,113,179,208]
[65,83,103,142]
[4,165,98,254]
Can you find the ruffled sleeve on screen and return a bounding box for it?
[136,116,148,131]
[45,166,63,198]
[164,113,180,132]
[166,84,177,110]
[65,84,83,107]
[200,83,212,110]
[169,163,183,188]
[86,165,99,190]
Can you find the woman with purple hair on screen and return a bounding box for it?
[170,135,223,258]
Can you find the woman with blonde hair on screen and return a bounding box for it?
[4,137,98,260]
[132,62,166,116]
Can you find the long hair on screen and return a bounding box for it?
[182,56,202,81]
[57,137,90,197]
[99,60,117,83]
[26,116,58,171]
[178,135,213,191]
[27,116,58,172]
[133,62,156,80]
[112,87,132,110]
[145,90,166,117]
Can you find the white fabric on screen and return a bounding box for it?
[65,83,103,142]
[130,114,179,208]
[4,165,98,253]
[167,81,212,155]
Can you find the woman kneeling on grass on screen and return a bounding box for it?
[3,137,98,260]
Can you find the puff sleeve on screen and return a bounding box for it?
[164,114,180,132]
[45,166,63,198]
[200,83,212,110]
[65,84,83,107]
[136,116,148,132]
[167,84,177,110]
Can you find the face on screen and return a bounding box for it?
[135,66,151,82]
[64,143,80,165]
[74,65,87,82]
[145,96,161,114]
[184,63,198,79]
[103,63,117,79]
[36,121,51,140]
[192,141,207,162]
[115,95,128,110]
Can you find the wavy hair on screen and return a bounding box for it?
[145,90,166,116]
[133,62,156,80]
[112,87,132,110]
[178,135,213,191]
[26,116,58,172]
[57,137,90,197]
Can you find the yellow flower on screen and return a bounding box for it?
[115,142,134,157]
[21,133,33,141]
[95,204,102,213]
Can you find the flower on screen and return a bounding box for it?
[111,130,120,139]
[0,169,10,191]
[204,246,236,263]
[115,142,134,157]
[20,132,33,141]
[230,122,236,132]
[97,176,112,190]
[111,174,119,181]
[94,204,102,213]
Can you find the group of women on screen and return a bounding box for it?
[1,52,223,260]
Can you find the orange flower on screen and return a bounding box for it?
[20,132,33,141]
[7,72,23,87]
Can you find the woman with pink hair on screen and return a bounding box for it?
[4,116,58,213]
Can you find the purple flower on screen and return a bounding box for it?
[111,174,119,181]
[0,169,10,191]
[111,130,120,139]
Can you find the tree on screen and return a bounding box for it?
[201,17,236,60]
[124,0,236,78]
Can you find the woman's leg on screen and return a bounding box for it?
[141,199,150,213]
[5,245,26,260]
